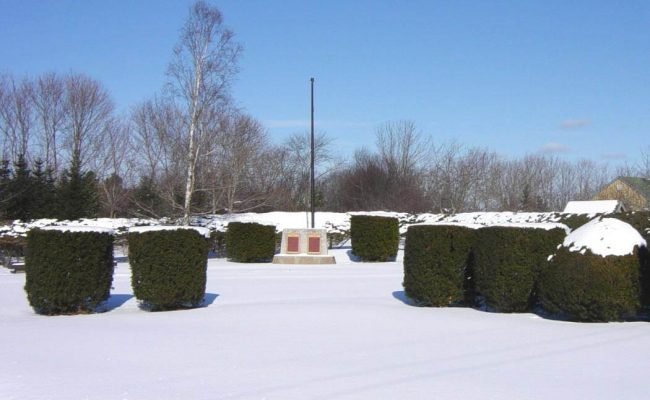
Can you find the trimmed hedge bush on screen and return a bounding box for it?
[403,224,476,306]
[350,215,399,261]
[473,226,566,312]
[539,247,641,322]
[25,229,114,315]
[225,222,276,262]
[128,229,208,311]
[612,211,650,307]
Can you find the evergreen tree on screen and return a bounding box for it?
[6,155,33,221]
[56,157,98,220]
[32,159,57,218]
[130,176,163,218]
[0,160,11,219]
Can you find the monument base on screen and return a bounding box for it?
[272,254,336,265]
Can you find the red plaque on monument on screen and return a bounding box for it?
[308,236,320,254]
[287,236,299,253]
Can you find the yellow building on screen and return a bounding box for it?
[593,177,650,211]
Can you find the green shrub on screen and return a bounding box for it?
[24,228,114,315]
[611,212,650,307]
[350,215,399,261]
[128,228,208,311]
[473,225,566,313]
[612,211,650,237]
[555,214,596,231]
[225,222,276,262]
[539,247,641,322]
[403,224,476,306]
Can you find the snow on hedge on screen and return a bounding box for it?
[488,222,570,232]
[37,226,115,235]
[416,211,563,226]
[562,218,646,256]
[410,221,484,230]
[129,225,211,238]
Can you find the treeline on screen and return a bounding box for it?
[0,71,634,220]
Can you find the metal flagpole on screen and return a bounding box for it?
[310,77,315,229]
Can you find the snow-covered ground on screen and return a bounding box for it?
[2,248,649,400]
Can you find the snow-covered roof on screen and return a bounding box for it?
[129,226,211,238]
[563,200,623,214]
[562,218,645,257]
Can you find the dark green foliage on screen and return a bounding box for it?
[31,160,57,219]
[539,247,641,322]
[128,229,208,311]
[0,157,58,221]
[350,215,399,261]
[473,226,566,312]
[555,214,595,231]
[5,154,33,221]
[57,158,98,220]
[24,229,114,315]
[225,222,276,262]
[611,212,650,307]
[403,224,476,306]
[613,211,650,239]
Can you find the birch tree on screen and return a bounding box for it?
[167,1,241,224]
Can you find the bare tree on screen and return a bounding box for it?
[210,113,266,212]
[376,120,432,180]
[0,75,35,163]
[130,98,186,217]
[167,1,242,224]
[279,130,335,210]
[63,73,114,169]
[93,118,133,217]
[31,72,65,172]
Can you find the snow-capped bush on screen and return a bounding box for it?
[128,228,208,311]
[25,228,114,315]
[538,218,646,321]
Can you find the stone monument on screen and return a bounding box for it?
[272,228,336,264]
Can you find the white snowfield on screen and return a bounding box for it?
[2,248,650,399]
[563,218,647,257]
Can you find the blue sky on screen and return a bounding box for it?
[1,0,648,164]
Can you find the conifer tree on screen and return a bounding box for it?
[31,159,57,218]
[56,157,98,220]
[6,154,32,221]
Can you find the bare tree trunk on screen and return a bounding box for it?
[168,1,241,224]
